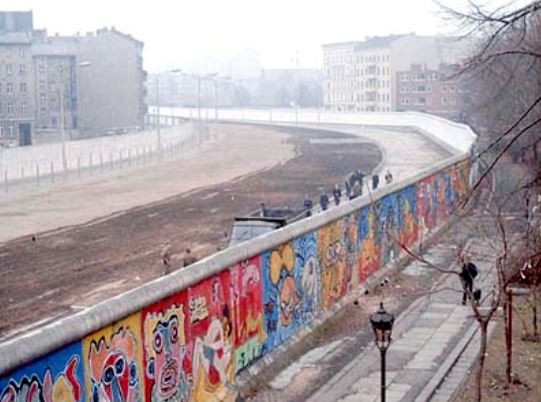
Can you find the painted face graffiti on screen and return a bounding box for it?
[0,356,81,402]
[89,329,141,402]
[144,304,188,402]
[279,275,300,326]
[191,317,233,402]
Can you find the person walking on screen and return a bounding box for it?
[459,255,478,305]
[320,192,329,211]
[345,179,352,199]
[333,184,342,206]
[372,174,379,190]
[385,170,393,184]
[304,195,313,217]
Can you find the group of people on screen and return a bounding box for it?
[303,168,396,216]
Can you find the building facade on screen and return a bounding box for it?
[32,34,80,141]
[396,63,464,120]
[322,34,470,112]
[2,11,147,146]
[77,28,146,136]
[0,11,35,146]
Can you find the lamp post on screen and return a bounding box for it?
[370,302,395,402]
[60,61,91,173]
[155,69,182,154]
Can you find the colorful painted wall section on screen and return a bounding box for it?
[0,342,84,402]
[0,160,471,402]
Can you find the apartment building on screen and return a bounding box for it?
[322,34,469,112]
[396,63,464,120]
[32,34,80,139]
[0,11,34,145]
[77,28,147,136]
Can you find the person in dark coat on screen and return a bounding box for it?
[372,174,379,190]
[459,255,478,304]
[332,184,342,206]
[345,179,352,199]
[304,196,313,217]
[320,193,329,211]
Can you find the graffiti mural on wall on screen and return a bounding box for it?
[417,176,437,236]
[318,221,348,311]
[358,206,381,282]
[229,257,266,373]
[83,313,144,402]
[435,171,453,221]
[343,213,359,293]
[378,194,399,267]
[398,185,418,249]
[187,272,234,402]
[450,161,470,203]
[261,232,319,353]
[0,342,84,402]
[0,159,472,402]
[142,293,190,402]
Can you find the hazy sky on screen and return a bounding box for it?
[1,0,518,71]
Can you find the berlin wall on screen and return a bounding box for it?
[0,112,475,402]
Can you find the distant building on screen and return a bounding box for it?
[322,34,470,112]
[2,10,147,146]
[32,33,80,140]
[77,28,146,136]
[0,11,34,146]
[396,63,464,120]
[257,68,323,107]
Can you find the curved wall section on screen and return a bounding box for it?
[151,108,477,154]
[0,152,472,401]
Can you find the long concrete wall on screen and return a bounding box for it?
[153,108,477,154]
[0,134,472,402]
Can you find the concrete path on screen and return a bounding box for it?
[300,124,453,182]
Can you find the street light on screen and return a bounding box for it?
[155,68,182,154]
[60,61,91,173]
[211,75,230,121]
[370,302,395,402]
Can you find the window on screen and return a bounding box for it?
[21,101,28,115]
[442,85,448,92]
[20,83,27,94]
[450,85,456,92]
[6,64,12,75]
[39,64,45,74]
[6,83,13,94]
[19,48,26,58]
[19,64,26,74]
[442,96,448,105]
[7,101,14,115]
[40,93,46,103]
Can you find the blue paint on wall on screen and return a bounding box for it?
[0,341,84,402]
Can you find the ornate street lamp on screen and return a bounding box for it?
[370,302,395,402]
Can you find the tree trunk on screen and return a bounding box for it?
[504,291,512,385]
[533,290,538,338]
[476,320,489,402]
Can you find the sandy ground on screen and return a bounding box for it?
[0,124,386,336]
[0,124,294,243]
